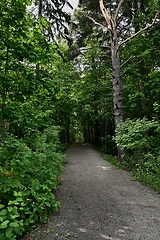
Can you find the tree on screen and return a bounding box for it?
[0,1,77,237]
[88,0,159,161]
[0,0,76,144]
[32,0,73,44]
[74,35,114,147]
[0,0,33,142]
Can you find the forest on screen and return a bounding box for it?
[0,0,160,239]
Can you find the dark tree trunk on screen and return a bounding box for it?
[94,119,99,146]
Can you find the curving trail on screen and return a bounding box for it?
[22,143,160,240]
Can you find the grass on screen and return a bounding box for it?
[103,153,160,194]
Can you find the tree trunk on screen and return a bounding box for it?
[111,27,124,161]
[97,0,158,161]
[94,118,99,146]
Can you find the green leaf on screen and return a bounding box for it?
[0,220,9,229]
[25,0,32,5]
[16,197,23,202]
[0,209,7,216]
[0,233,5,240]
[7,206,13,212]
[5,227,13,238]
[11,207,19,216]
[45,202,50,207]
[32,178,40,190]
[9,222,19,228]
[0,204,4,210]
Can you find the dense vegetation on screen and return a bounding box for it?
[0,0,159,239]
[71,0,160,192]
[0,1,76,239]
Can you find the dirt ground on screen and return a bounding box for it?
[21,143,160,240]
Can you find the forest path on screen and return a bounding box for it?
[23,143,160,240]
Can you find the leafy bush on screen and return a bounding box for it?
[115,118,159,154]
[132,154,160,193]
[0,126,64,239]
[114,118,160,192]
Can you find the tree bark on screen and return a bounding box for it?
[98,0,125,161]
[111,27,124,161]
[111,29,124,129]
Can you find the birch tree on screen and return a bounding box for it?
[89,0,159,161]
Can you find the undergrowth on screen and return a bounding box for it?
[0,126,64,240]
[103,118,160,194]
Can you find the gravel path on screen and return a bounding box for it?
[22,143,160,240]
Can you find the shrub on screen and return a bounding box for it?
[0,126,64,239]
[115,118,159,155]
[114,118,160,192]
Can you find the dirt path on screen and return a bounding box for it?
[22,143,160,240]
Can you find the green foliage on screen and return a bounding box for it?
[132,155,160,193]
[0,127,64,239]
[103,154,121,168]
[74,44,113,145]
[121,10,160,120]
[115,118,159,152]
[115,118,160,192]
[0,0,159,238]
[0,198,25,240]
[0,0,76,239]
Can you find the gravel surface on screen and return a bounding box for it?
[21,143,160,240]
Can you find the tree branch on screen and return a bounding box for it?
[119,11,160,48]
[114,0,124,23]
[81,45,111,51]
[120,55,134,68]
[87,15,109,31]
[99,0,114,28]
[120,59,143,77]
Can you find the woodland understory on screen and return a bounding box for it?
[0,0,160,239]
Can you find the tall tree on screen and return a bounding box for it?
[88,0,159,161]
[0,0,32,142]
